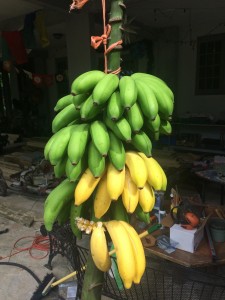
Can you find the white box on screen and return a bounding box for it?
[170,223,204,253]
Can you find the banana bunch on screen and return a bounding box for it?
[79,219,145,289]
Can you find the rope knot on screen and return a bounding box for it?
[91,24,111,49]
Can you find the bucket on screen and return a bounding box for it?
[209,218,225,243]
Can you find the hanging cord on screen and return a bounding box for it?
[0,234,50,261]
[70,0,89,11]
[91,0,123,74]
[70,0,122,74]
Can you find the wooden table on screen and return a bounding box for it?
[144,228,225,268]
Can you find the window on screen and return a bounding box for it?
[195,33,225,95]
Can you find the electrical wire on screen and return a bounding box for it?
[0,234,50,261]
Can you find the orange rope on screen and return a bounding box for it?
[70,0,89,11]
[90,0,123,74]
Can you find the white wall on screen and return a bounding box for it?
[176,22,225,121]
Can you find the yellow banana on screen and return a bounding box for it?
[119,221,146,284]
[160,167,167,192]
[104,220,136,289]
[125,151,148,189]
[138,153,163,191]
[107,163,125,201]
[122,167,139,213]
[74,168,102,205]
[139,182,155,212]
[94,173,111,219]
[90,222,111,272]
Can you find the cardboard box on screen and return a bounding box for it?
[170,217,209,253]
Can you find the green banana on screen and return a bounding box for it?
[52,103,80,133]
[126,102,144,133]
[135,204,150,224]
[104,114,132,143]
[119,75,137,109]
[108,130,125,171]
[56,199,72,226]
[44,129,65,160]
[80,95,101,121]
[90,120,110,157]
[92,73,119,105]
[134,79,158,121]
[134,76,174,120]
[131,72,174,101]
[131,131,152,157]
[48,125,75,166]
[54,154,67,178]
[72,93,89,110]
[159,119,172,135]
[70,202,83,239]
[88,141,106,178]
[67,123,90,165]
[71,70,106,94]
[145,114,161,133]
[65,157,86,182]
[110,197,129,223]
[107,91,123,121]
[44,179,77,231]
[54,94,74,112]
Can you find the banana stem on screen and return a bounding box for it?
[107,0,124,73]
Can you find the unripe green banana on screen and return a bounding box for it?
[107,91,123,121]
[145,114,161,133]
[88,141,106,178]
[80,95,101,121]
[67,123,90,165]
[134,75,174,120]
[119,75,137,109]
[54,94,74,112]
[65,156,86,182]
[56,200,72,226]
[108,130,126,171]
[126,102,144,133]
[90,120,110,157]
[131,131,152,157]
[48,125,76,166]
[71,70,106,94]
[159,119,172,135]
[92,73,119,105]
[52,103,80,133]
[131,72,174,102]
[134,79,158,120]
[44,129,64,160]
[44,179,76,231]
[54,154,67,178]
[104,114,132,143]
[110,197,129,223]
[135,204,150,224]
[72,93,89,110]
[70,203,83,239]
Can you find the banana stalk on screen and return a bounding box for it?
[107,0,124,73]
[81,1,124,299]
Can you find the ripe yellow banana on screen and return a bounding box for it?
[139,182,155,212]
[107,163,125,201]
[122,167,139,213]
[160,168,167,192]
[94,173,111,219]
[138,153,163,191]
[104,220,136,289]
[118,221,146,284]
[90,222,111,272]
[125,151,148,189]
[74,168,102,205]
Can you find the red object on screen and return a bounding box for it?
[181,212,200,230]
[2,31,28,65]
